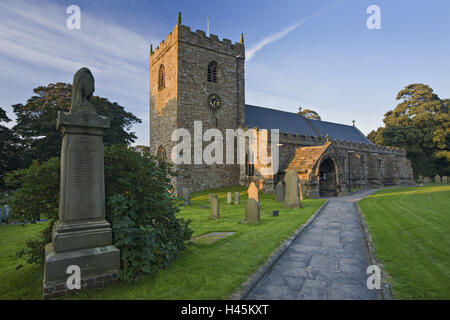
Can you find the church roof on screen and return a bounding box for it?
[244,104,372,145]
[283,143,331,174]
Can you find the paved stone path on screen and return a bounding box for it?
[246,190,379,300]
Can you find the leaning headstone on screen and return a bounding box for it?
[227,192,232,204]
[283,169,300,208]
[43,68,120,299]
[423,177,431,184]
[248,182,259,203]
[275,182,284,202]
[182,188,190,206]
[234,192,240,205]
[442,176,448,184]
[435,175,441,183]
[210,194,219,219]
[244,198,260,224]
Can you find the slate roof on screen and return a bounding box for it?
[283,143,331,173]
[245,104,372,145]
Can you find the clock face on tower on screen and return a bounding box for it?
[208,94,221,111]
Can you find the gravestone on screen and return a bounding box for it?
[227,192,232,204]
[248,182,259,203]
[43,68,120,299]
[244,198,260,224]
[234,192,240,205]
[3,205,9,219]
[275,182,284,202]
[418,175,424,184]
[283,169,300,208]
[435,175,441,183]
[210,194,219,219]
[182,188,190,206]
[423,177,431,184]
[442,176,448,184]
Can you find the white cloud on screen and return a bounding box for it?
[0,0,160,145]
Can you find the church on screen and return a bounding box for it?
[149,13,414,198]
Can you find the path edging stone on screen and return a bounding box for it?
[230,200,329,300]
[355,201,394,300]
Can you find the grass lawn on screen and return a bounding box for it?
[0,185,324,300]
[359,185,450,299]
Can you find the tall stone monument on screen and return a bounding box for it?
[283,169,301,208]
[43,68,120,299]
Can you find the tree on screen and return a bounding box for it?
[297,107,321,120]
[371,83,450,177]
[11,83,142,164]
[367,127,384,145]
[0,107,24,188]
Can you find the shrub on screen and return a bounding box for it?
[5,145,192,280]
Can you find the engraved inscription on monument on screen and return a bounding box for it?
[67,136,103,221]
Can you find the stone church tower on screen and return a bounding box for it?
[149,13,245,192]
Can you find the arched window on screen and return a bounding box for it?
[157,145,167,161]
[158,65,165,90]
[207,61,218,83]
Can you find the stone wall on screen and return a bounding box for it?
[150,23,245,192]
[240,132,414,198]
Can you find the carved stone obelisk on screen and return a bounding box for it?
[43,68,120,299]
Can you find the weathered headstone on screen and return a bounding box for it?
[3,205,9,219]
[275,182,284,202]
[182,188,190,206]
[43,68,120,299]
[244,198,260,224]
[442,176,448,184]
[227,192,232,204]
[435,175,441,183]
[248,182,259,203]
[423,177,431,184]
[418,175,424,184]
[234,192,240,205]
[283,169,300,208]
[210,194,219,219]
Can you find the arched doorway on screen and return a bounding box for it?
[319,158,337,197]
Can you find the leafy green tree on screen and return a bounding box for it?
[298,107,321,120]
[371,83,450,177]
[367,127,384,145]
[11,83,142,164]
[0,107,25,188]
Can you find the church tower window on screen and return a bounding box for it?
[158,64,165,90]
[207,61,218,83]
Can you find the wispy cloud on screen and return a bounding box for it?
[246,1,345,61]
[0,0,160,144]
[246,16,313,61]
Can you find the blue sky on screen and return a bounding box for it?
[1,0,449,146]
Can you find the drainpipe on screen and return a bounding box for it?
[236,55,242,127]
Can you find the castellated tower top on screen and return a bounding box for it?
[149,13,245,64]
